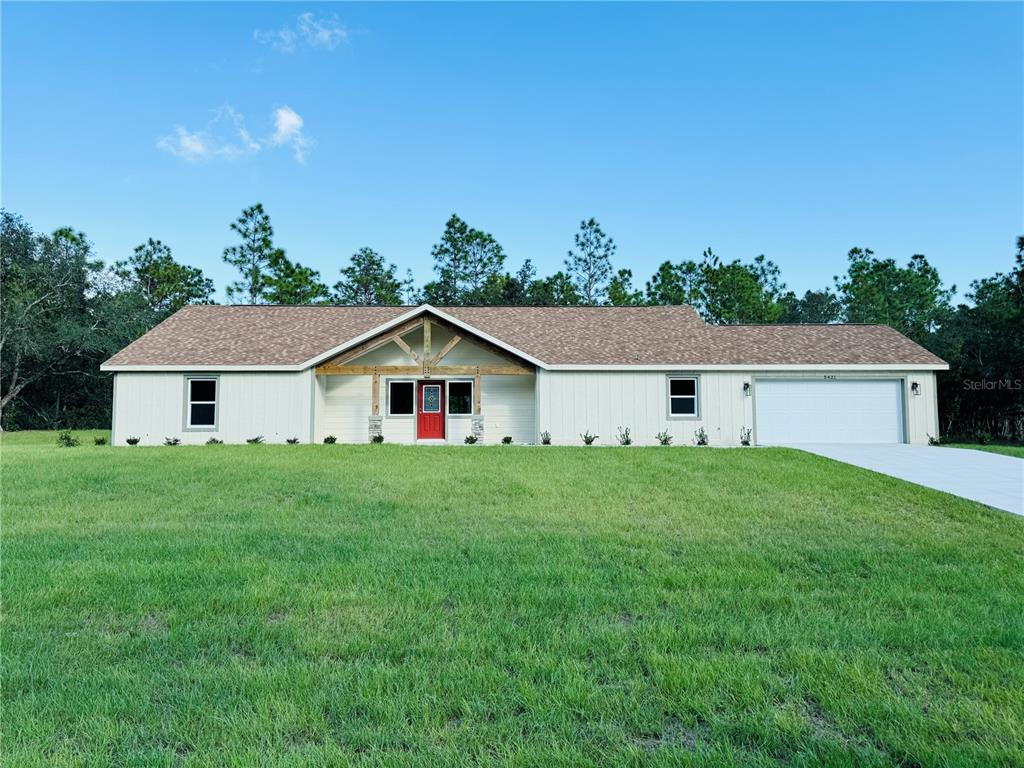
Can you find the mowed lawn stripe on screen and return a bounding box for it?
[3,434,1022,767]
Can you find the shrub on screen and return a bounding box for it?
[323,435,337,444]
[540,430,552,445]
[580,431,598,446]
[975,431,992,445]
[464,434,478,444]
[163,437,181,446]
[501,435,513,445]
[927,434,941,446]
[206,437,224,445]
[693,427,708,446]
[126,436,141,446]
[740,427,752,447]
[56,431,79,448]
[246,436,265,444]
[93,436,107,446]
[616,427,632,446]
[370,434,384,444]
[286,437,300,444]
[655,430,673,446]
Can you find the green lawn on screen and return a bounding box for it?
[3,431,1022,767]
[944,442,1024,459]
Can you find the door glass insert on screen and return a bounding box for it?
[422,385,441,413]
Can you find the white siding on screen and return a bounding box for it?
[536,369,938,446]
[112,371,312,446]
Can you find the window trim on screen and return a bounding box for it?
[386,379,416,418]
[184,375,219,431]
[446,379,474,417]
[666,375,700,420]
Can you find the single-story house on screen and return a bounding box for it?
[101,304,947,446]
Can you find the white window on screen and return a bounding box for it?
[187,377,217,428]
[447,381,473,415]
[668,376,698,417]
[389,381,415,415]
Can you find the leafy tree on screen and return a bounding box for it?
[0,219,107,427]
[264,252,329,304]
[931,237,1024,439]
[565,218,615,305]
[645,260,703,306]
[529,271,580,306]
[835,248,953,343]
[223,203,281,304]
[608,269,644,306]
[333,247,408,305]
[779,288,842,324]
[423,214,506,305]
[700,250,787,324]
[114,239,213,314]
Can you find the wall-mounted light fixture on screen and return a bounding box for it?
[743,382,751,396]
[911,382,921,396]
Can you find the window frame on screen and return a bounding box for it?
[184,375,219,431]
[446,379,474,417]
[387,379,416,418]
[666,375,700,420]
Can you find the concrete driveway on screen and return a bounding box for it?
[793,444,1023,516]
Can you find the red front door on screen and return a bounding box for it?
[417,381,445,439]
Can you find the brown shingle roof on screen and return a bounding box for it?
[102,304,946,368]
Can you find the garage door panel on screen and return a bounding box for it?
[756,379,903,445]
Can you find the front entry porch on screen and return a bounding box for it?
[314,312,535,444]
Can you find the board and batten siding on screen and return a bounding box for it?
[536,369,938,446]
[111,371,313,446]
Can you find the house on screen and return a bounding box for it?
[101,304,947,446]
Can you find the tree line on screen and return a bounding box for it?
[2,205,1021,439]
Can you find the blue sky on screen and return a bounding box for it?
[3,2,1021,301]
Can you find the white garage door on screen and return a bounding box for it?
[755,379,904,445]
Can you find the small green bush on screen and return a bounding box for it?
[580,431,598,446]
[927,434,941,446]
[246,436,265,444]
[93,436,107,445]
[286,437,300,444]
[740,427,752,447]
[975,431,992,445]
[56,431,79,448]
[655,430,673,446]
[464,434,478,444]
[371,434,384,444]
[693,427,709,446]
[163,437,181,446]
[206,437,224,445]
[126,436,141,446]
[540,430,552,445]
[616,427,632,446]
[501,435,513,445]
[323,435,337,444]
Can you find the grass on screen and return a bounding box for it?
[943,442,1024,459]
[3,431,1022,767]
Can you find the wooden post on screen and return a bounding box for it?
[423,318,432,360]
[371,369,380,415]
[474,367,482,415]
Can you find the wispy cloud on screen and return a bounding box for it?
[156,105,311,163]
[270,106,313,163]
[254,12,348,54]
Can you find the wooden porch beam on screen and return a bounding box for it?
[391,334,419,363]
[423,318,431,360]
[321,317,425,367]
[430,335,461,365]
[315,363,532,376]
[371,370,380,415]
[474,369,481,415]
